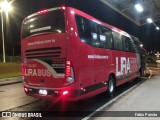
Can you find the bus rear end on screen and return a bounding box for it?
[21,7,76,100]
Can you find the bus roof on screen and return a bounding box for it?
[69,7,131,37]
[23,6,131,37]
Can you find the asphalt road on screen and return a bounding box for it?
[1,67,159,120]
[0,81,145,120]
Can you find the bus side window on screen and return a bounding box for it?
[90,21,101,48]
[75,15,92,45]
[122,35,131,52]
[130,39,137,53]
[99,26,112,49]
[112,31,123,51]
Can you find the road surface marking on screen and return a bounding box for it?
[82,83,140,120]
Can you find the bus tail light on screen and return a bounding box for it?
[24,87,28,92]
[65,61,75,85]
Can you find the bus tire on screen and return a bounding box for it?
[107,76,115,97]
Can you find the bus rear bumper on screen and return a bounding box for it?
[23,84,83,101]
[23,83,107,101]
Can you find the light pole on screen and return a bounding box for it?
[0,0,12,63]
[1,11,5,63]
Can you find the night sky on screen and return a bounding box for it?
[0,0,159,56]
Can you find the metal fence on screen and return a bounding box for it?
[0,56,21,63]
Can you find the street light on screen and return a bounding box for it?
[135,4,143,12]
[0,0,12,63]
[156,26,160,30]
[140,44,143,47]
[147,18,153,23]
[1,0,12,12]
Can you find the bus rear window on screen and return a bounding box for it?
[22,10,65,39]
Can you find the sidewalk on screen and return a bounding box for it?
[0,76,22,86]
[94,75,160,120]
[148,66,160,69]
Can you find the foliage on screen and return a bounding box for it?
[0,63,21,79]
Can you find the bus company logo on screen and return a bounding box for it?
[88,54,109,59]
[27,39,55,46]
[25,69,52,77]
[116,57,138,76]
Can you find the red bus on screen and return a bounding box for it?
[21,6,142,101]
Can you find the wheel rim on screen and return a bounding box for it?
[109,79,114,93]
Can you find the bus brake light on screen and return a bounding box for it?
[65,61,75,85]
[66,61,71,77]
[24,87,28,92]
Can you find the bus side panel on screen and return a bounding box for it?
[67,8,95,91]
[94,48,112,84]
[111,50,126,82]
[118,52,139,85]
[112,50,139,86]
[125,52,139,75]
[65,8,81,91]
[78,44,94,89]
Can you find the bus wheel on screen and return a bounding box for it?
[107,76,115,96]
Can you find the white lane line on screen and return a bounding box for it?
[147,67,152,78]
[81,84,139,120]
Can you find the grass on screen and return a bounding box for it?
[0,63,21,79]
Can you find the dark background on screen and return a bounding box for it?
[0,0,159,56]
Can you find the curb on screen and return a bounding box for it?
[0,80,22,86]
[0,76,22,86]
